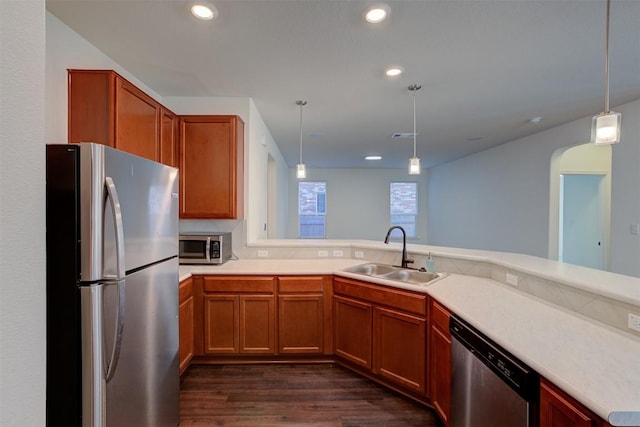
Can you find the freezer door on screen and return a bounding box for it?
[77,143,178,280]
[104,258,180,427]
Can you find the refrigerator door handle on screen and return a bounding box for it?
[81,284,106,427]
[104,176,125,280]
[105,279,126,383]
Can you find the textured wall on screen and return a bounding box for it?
[0,0,47,425]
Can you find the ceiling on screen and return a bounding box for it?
[46,0,640,169]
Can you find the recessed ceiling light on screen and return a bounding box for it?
[529,116,543,124]
[191,2,218,20]
[385,66,403,78]
[364,4,390,24]
[365,155,382,161]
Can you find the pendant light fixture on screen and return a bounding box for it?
[408,84,421,175]
[591,0,621,145]
[296,100,307,179]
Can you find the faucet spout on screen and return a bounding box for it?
[384,226,413,268]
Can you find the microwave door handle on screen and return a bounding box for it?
[104,177,125,280]
[206,237,211,263]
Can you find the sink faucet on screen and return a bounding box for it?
[384,226,414,268]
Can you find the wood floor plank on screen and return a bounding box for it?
[180,364,442,426]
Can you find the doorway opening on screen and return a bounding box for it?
[549,143,612,270]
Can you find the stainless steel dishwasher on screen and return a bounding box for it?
[449,315,539,427]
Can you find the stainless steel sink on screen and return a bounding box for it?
[344,263,398,276]
[342,263,445,286]
[382,269,439,284]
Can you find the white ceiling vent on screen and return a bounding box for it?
[392,132,416,139]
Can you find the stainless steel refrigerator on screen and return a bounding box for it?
[46,143,180,427]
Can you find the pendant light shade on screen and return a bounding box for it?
[296,100,307,179]
[591,0,621,145]
[408,84,421,175]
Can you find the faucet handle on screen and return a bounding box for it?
[406,258,414,265]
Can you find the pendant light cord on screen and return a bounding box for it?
[604,0,611,113]
[409,84,421,158]
[296,100,307,164]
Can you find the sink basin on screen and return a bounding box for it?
[382,269,439,285]
[342,263,445,286]
[344,263,398,276]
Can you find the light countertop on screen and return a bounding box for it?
[179,258,640,426]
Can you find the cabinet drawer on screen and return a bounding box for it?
[334,277,426,316]
[204,276,275,293]
[278,276,325,293]
[431,299,450,333]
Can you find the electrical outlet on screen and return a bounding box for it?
[628,313,640,332]
[318,250,329,257]
[506,273,519,287]
[354,250,365,259]
[333,250,344,257]
[257,250,269,258]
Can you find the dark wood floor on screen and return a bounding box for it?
[180,363,443,427]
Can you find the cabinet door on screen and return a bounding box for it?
[239,295,275,354]
[178,278,194,374]
[373,306,426,393]
[203,294,239,354]
[540,379,601,427]
[160,107,178,167]
[179,115,244,219]
[115,77,160,161]
[430,300,452,425]
[68,69,115,147]
[333,295,372,369]
[278,294,324,354]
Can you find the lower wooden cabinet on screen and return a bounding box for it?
[202,276,276,355]
[178,277,194,374]
[333,277,428,396]
[197,275,332,358]
[277,276,331,354]
[374,306,426,393]
[429,299,452,426]
[334,295,373,368]
[540,378,611,427]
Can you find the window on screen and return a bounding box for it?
[298,181,326,238]
[390,182,417,238]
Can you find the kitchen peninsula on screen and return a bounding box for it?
[179,239,640,427]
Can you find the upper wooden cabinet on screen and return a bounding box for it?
[67,69,177,167]
[160,107,179,168]
[178,115,245,219]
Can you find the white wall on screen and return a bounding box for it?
[288,168,429,243]
[0,0,47,425]
[428,98,640,277]
[248,99,289,242]
[46,12,163,143]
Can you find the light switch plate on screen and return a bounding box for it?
[318,250,329,257]
[257,250,269,258]
[354,250,365,259]
[333,250,344,257]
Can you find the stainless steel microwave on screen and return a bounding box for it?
[179,233,232,265]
